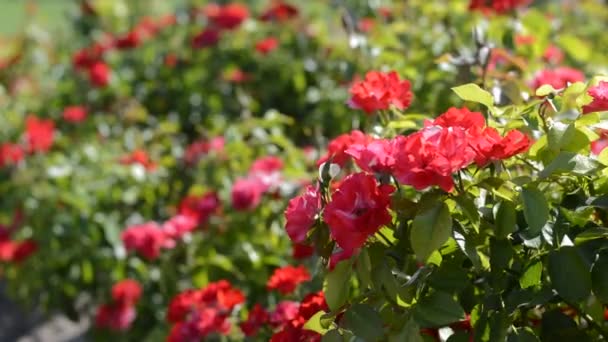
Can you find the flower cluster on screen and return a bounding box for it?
[0,115,55,169]
[286,105,531,265]
[184,136,225,165]
[121,215,198,260]
[240,291,328,341]
[95,279,142,331]
[167,280,245,341]
[72,14,176,87]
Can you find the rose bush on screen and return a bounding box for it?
[2,0,608,341]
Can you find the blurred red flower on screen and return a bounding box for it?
[121,222,166,260]
[260,1,298,22]
[192,28,221,49]
[348,71,413,114]
[208,3,249,30]
[62,105,87,123]
[255,37,279,55]
[267,265,311,295]
[111,279,142,306]
[0,143,24,168]
[25,115,55,153]
[240,304,269,336]
[88,61,111,87]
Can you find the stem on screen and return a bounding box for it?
[456,171,466,194]
[392,175,403,196]
[376,230,395,247]
[561,298,608,340]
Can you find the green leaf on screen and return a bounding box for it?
[521,187,549,237]
[535,84,556,97]
[304,311,331,334]
[591,252,608,303]
[344,304,384,342]
[548,247,592,303]
[494,200,517,239]
[558,34,591,62]
[520,261,542,289]
[355,249,372,290]
[451,83,494,108]
[575,227,608,244]
[389,318,423,342]
[507,327,540,342]
[323,260,352,312]
[454,195,480,232]
[540,152,599,178]
[428,264,469,293]
[413,291,466,327]
[322,329,344,342]
[411,202,453,262]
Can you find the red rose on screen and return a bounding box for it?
[358,18,375,33]
[255,37,279,55]
[121,222,166,260]
[240,304,269,337]
[62,105,87,123]
[192,28,221,49]
[267,265,311,295]
[111,279,142,306]
[208,3,249,30]
[285,185,320,243]
[0,143,24,168]
[348,71,413,114]
[270,301,300,328]
[393,126,475,192]
[114,30,141,49]
[270,320,321,342]
[292,243,315,259]
[95,303,136,331]
[531,67,585,91]
[543,44,564,65]
[260,1,298,22]
[166,289,202,323]
[323,173,394,254]
[119,149,157,170]
[231,177,265,211]
[592,130,608,155]
[345,138,396,174]
[295,291,328,325]
[88,61,111,87]
[167,281,244,340]
[583,81,608,114]
[0,239,37,263]
[25,115,55,153]
[184,136,225,164]
[177,192,220,225]
[317,130,372,167]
